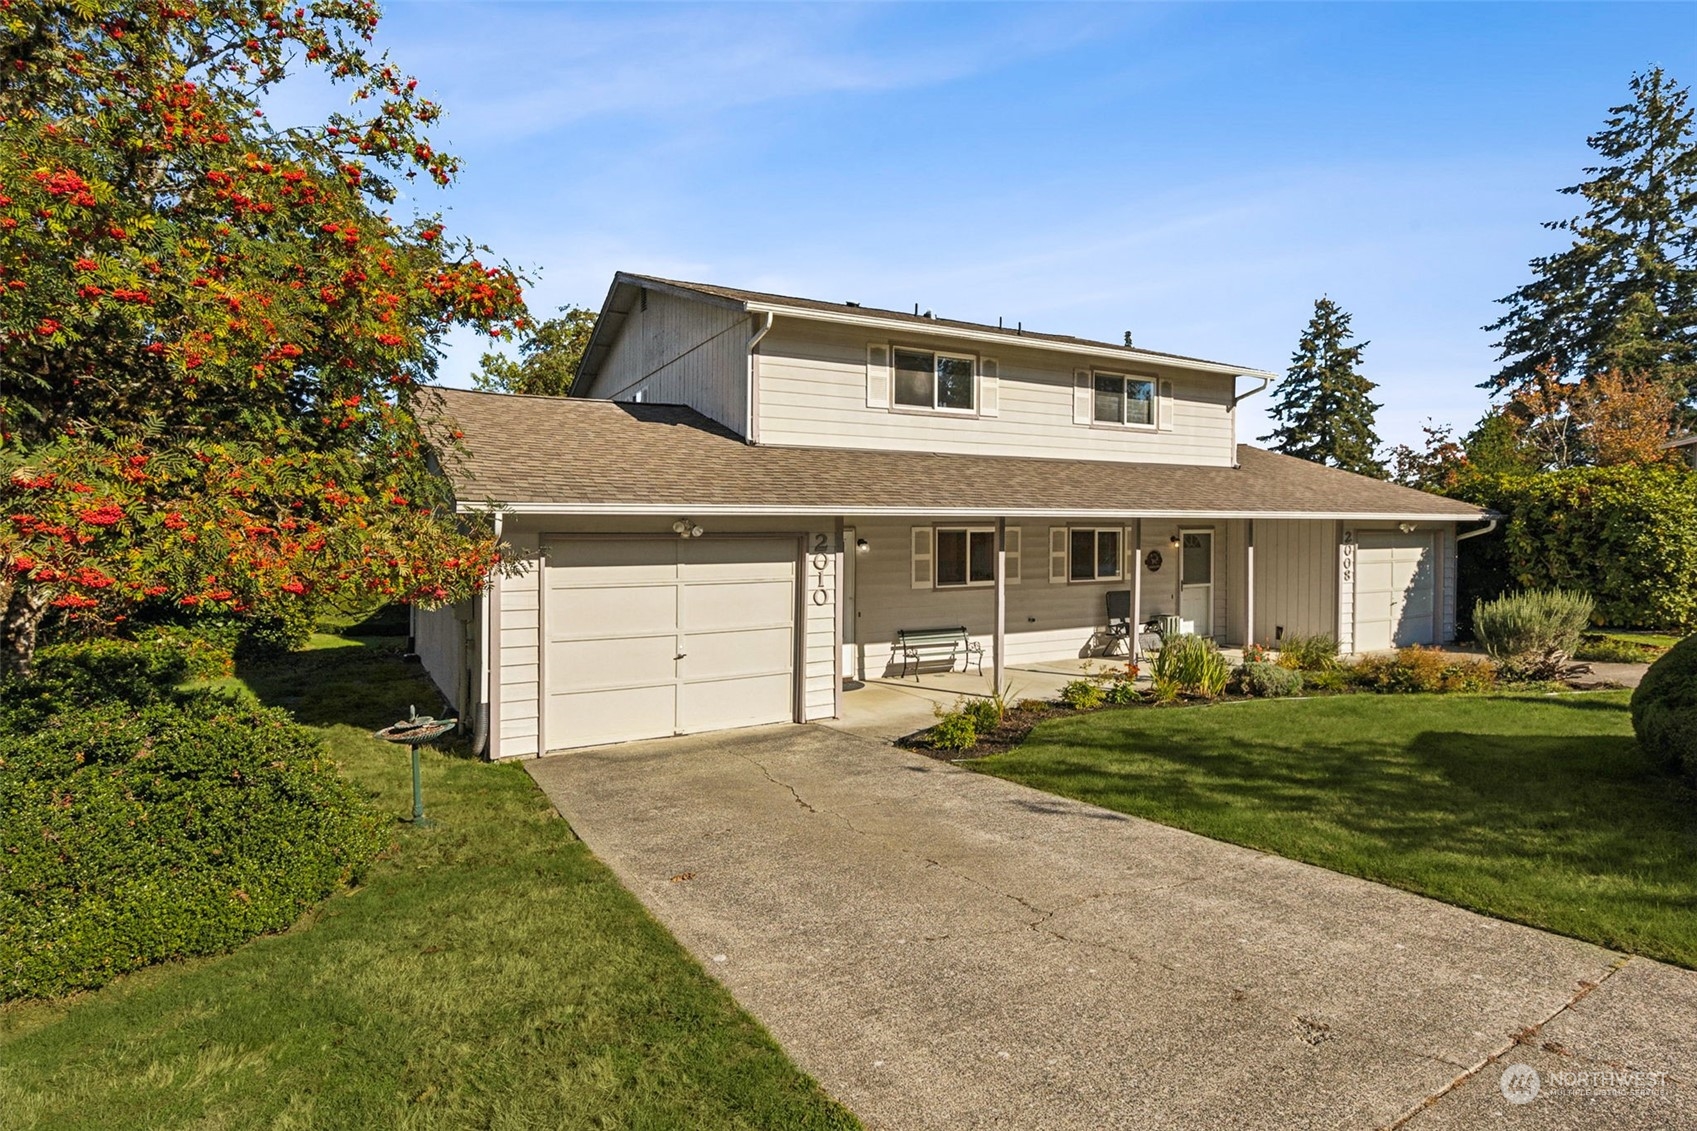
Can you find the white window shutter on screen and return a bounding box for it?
[910,526,932,589]
[867,344,891,409]
[1158,379,1175,432]
[1005,526,1022,584]
[1048,527,1068,583]
[1073,370,1092,425]
[979,358,999,417]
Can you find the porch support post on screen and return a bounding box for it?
[994,517,1007,698]
[1244,519,1256,649]
[1130,518,1143,661]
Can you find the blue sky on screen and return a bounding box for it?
[358,2,1697,449]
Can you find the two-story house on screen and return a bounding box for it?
[415,272,1492,758]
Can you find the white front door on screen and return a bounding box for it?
[1354,532,1436,651]
[543,538,796,749]
[1179,530,1214,637]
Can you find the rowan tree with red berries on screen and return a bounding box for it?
[0,0,528,675]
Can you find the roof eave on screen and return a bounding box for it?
[455,500,1492,522]
[742,300,1277,380]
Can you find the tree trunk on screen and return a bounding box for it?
[1,584,50,680]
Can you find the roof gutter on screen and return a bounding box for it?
[459,501,1489,523]
[1454,516,1499,542]
[741,300,1277,381]
[1232,374,1272,406]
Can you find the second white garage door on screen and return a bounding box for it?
[1354,532,1437,652]
[543,538,797,749]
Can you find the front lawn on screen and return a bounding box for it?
[977,693,1697,968]
[0,628,857,1130]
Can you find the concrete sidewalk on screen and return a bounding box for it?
[527,725,1693,1131]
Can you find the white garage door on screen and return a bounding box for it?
[543,538,796,749]
[1354,532,1436,652]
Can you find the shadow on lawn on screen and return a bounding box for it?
[232,624,473,757]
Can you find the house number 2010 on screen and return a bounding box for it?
[810,534,830,606]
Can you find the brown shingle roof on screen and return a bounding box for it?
[419,387,1489,520]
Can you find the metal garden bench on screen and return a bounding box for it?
[895,626,984,680]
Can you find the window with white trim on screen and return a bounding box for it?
[893,348,976,412]
[1069,528,1122,582]
[1092,372,1156,426]
[935,526,996,587]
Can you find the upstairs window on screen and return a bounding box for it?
[894,348,976,412]
[1092,372,1156,426]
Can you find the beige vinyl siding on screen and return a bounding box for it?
[1251,520,1340,645]
[801,529,837,720]
[756,320,1237,466]
[414,602,469,712]
[496,524,542,758]
[1440,525,1458,643]
[582,287,750,434]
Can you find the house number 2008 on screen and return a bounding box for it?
[810,534,830,606]
[1340,542,1356,584]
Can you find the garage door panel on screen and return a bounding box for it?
[551,633,676,692]
[552,539,678,583]
[682,625,793,681]
[1355,534,1436,650]
[554,685,677,749]
[681,579,794,633]
[550,584,677,638]
[679,673,793,733]
[681,539,796,578]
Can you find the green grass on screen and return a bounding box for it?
[1593,629,1686,650]
[978,693,1697,968]
[0,630,857,1131]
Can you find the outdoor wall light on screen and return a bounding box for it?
[1397,522,1418,533]
[671,519,705,538]
[856,538,870,553]
[1169,532,1182,547]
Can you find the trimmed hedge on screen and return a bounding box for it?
[1453,465,1697,631]
[1631,635,1697,780]
[0,694,388,1001]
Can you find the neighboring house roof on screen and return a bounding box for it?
[575,272,1278,389]
[421,387,1490,522]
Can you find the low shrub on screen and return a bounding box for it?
[1473,589,1595,680]
[0,695,388,1001]
[958,696,1003,733]
[135,622,238,680]
[1275,634,1339,672]
[6,639,188,724]
[927,709,978,751]
[1059,679,1106,710]
[1153,634,1231,698]
[1235,662,1304,698]
[1574,636,1664,665]
[1353,646,1498,694]
[1631,635,1697,779]
[1302,667,1356,694]
[235,603,317,661]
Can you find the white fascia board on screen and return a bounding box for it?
[459,501,1491,522]
[743,302,1279,381]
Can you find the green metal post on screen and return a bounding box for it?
[410,744,427,826]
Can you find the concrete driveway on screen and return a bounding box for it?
[526,725,1694,1130]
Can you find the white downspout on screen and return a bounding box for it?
[1229,374,1271,467]
[746,311,774,445]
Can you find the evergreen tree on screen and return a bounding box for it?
[1485,68,1697,404]
[1261,297,1385,477]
